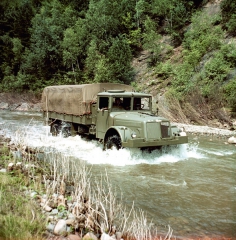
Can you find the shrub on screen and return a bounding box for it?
[155,61,173,79]
[223,78,236,111]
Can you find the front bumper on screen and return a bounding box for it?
[122,136,188,148]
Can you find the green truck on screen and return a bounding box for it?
[42,83,188,150]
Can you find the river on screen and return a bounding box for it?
[0,110,235,239]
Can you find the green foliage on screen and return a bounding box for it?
[150,0,197,45]
[0,174,45,239]
[107,36,133,83]
[223,78,236,111]
[0,0,234,95]
[121,12,142,49]
[155,61,173,79]
[172,62,194,95]
[15,0,79,91]
[183,12,223,61]
[203,54,230,82]
[221,0,236,36]
[134,0,149,28]
[142,17,161,65]
[171,11,227,98]
[85,0,121,41]
[85,36,133,83]
[198,43,236,98]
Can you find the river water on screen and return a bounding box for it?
[0,110,235,239]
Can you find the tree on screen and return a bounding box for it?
[61,28,80,83]
[142,17,161,65]
[107,36,133,83]
[221,0,236,36]
[0,0,39,89]
[20,0,78,89]
[85,0,124,45]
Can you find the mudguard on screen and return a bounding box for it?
[104,126,133,143]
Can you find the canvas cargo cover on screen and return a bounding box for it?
[42,83,133,115]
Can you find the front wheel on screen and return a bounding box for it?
[104,135,122,150]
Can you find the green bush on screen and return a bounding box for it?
[155,61,173,79]
[223,78,236,111]
[203,53,230,82]
[221,0,236,36]
[171,11,230,99]
[183,12,223,60]
[171,62,194,96]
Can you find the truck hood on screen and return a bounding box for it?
[110,111,169,126]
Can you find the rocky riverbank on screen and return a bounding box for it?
[0,101,41,112]
[1,136,168,240]
[175,122,236,139]
[0,92,41,112]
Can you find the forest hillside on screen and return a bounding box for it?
[0,0,236,127]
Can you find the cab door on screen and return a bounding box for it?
[96,97,110,139]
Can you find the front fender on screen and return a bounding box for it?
[104,126,133,143]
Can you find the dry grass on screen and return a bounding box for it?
[3,127,174,240]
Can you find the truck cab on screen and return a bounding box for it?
[95,90,187,150]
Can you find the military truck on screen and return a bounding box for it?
[42,83,188,150]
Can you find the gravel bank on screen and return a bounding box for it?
[174,122,236,138]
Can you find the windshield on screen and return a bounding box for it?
[111,97,151,111]
[133,97,151,111]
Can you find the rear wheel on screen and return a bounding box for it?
[50,121,71,138]
[61,126,71,138]
[50,123,60,136]
[105,135,122,150]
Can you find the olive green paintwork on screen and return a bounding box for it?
[44,90,188,148]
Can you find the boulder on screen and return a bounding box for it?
[82,232,98,240]
[15,162,22,169]
[50,208,59,215]
[228,136,236,144]
[65,218,75,225]
[43,205,52,212]
[0,102,9,110]
[233,121,236,129]
[31,103,42,112]
[7,162,14,171]
[68,234,81,240]
[9,103,20,111]
[16,103,30,111]
[46,222,55,232]
[54,219,67,236]
[116,232,123,240]
[100,233,115,240]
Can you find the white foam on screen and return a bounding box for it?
[11,125,206,166]
[1,119,205,166]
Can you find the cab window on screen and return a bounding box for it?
[99,97,109,109]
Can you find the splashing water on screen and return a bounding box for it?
[3,119,203,166]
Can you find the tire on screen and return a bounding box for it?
[61,126,71,138]
[50,123,59,136]
[50,121,71,138]
[105,135,122,150]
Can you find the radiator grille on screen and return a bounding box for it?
[146,121,170,140]
[161,122,170,138]
[146,122,159,140]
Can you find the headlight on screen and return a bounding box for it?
[179,131,187,136]
[131,133,137,138]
